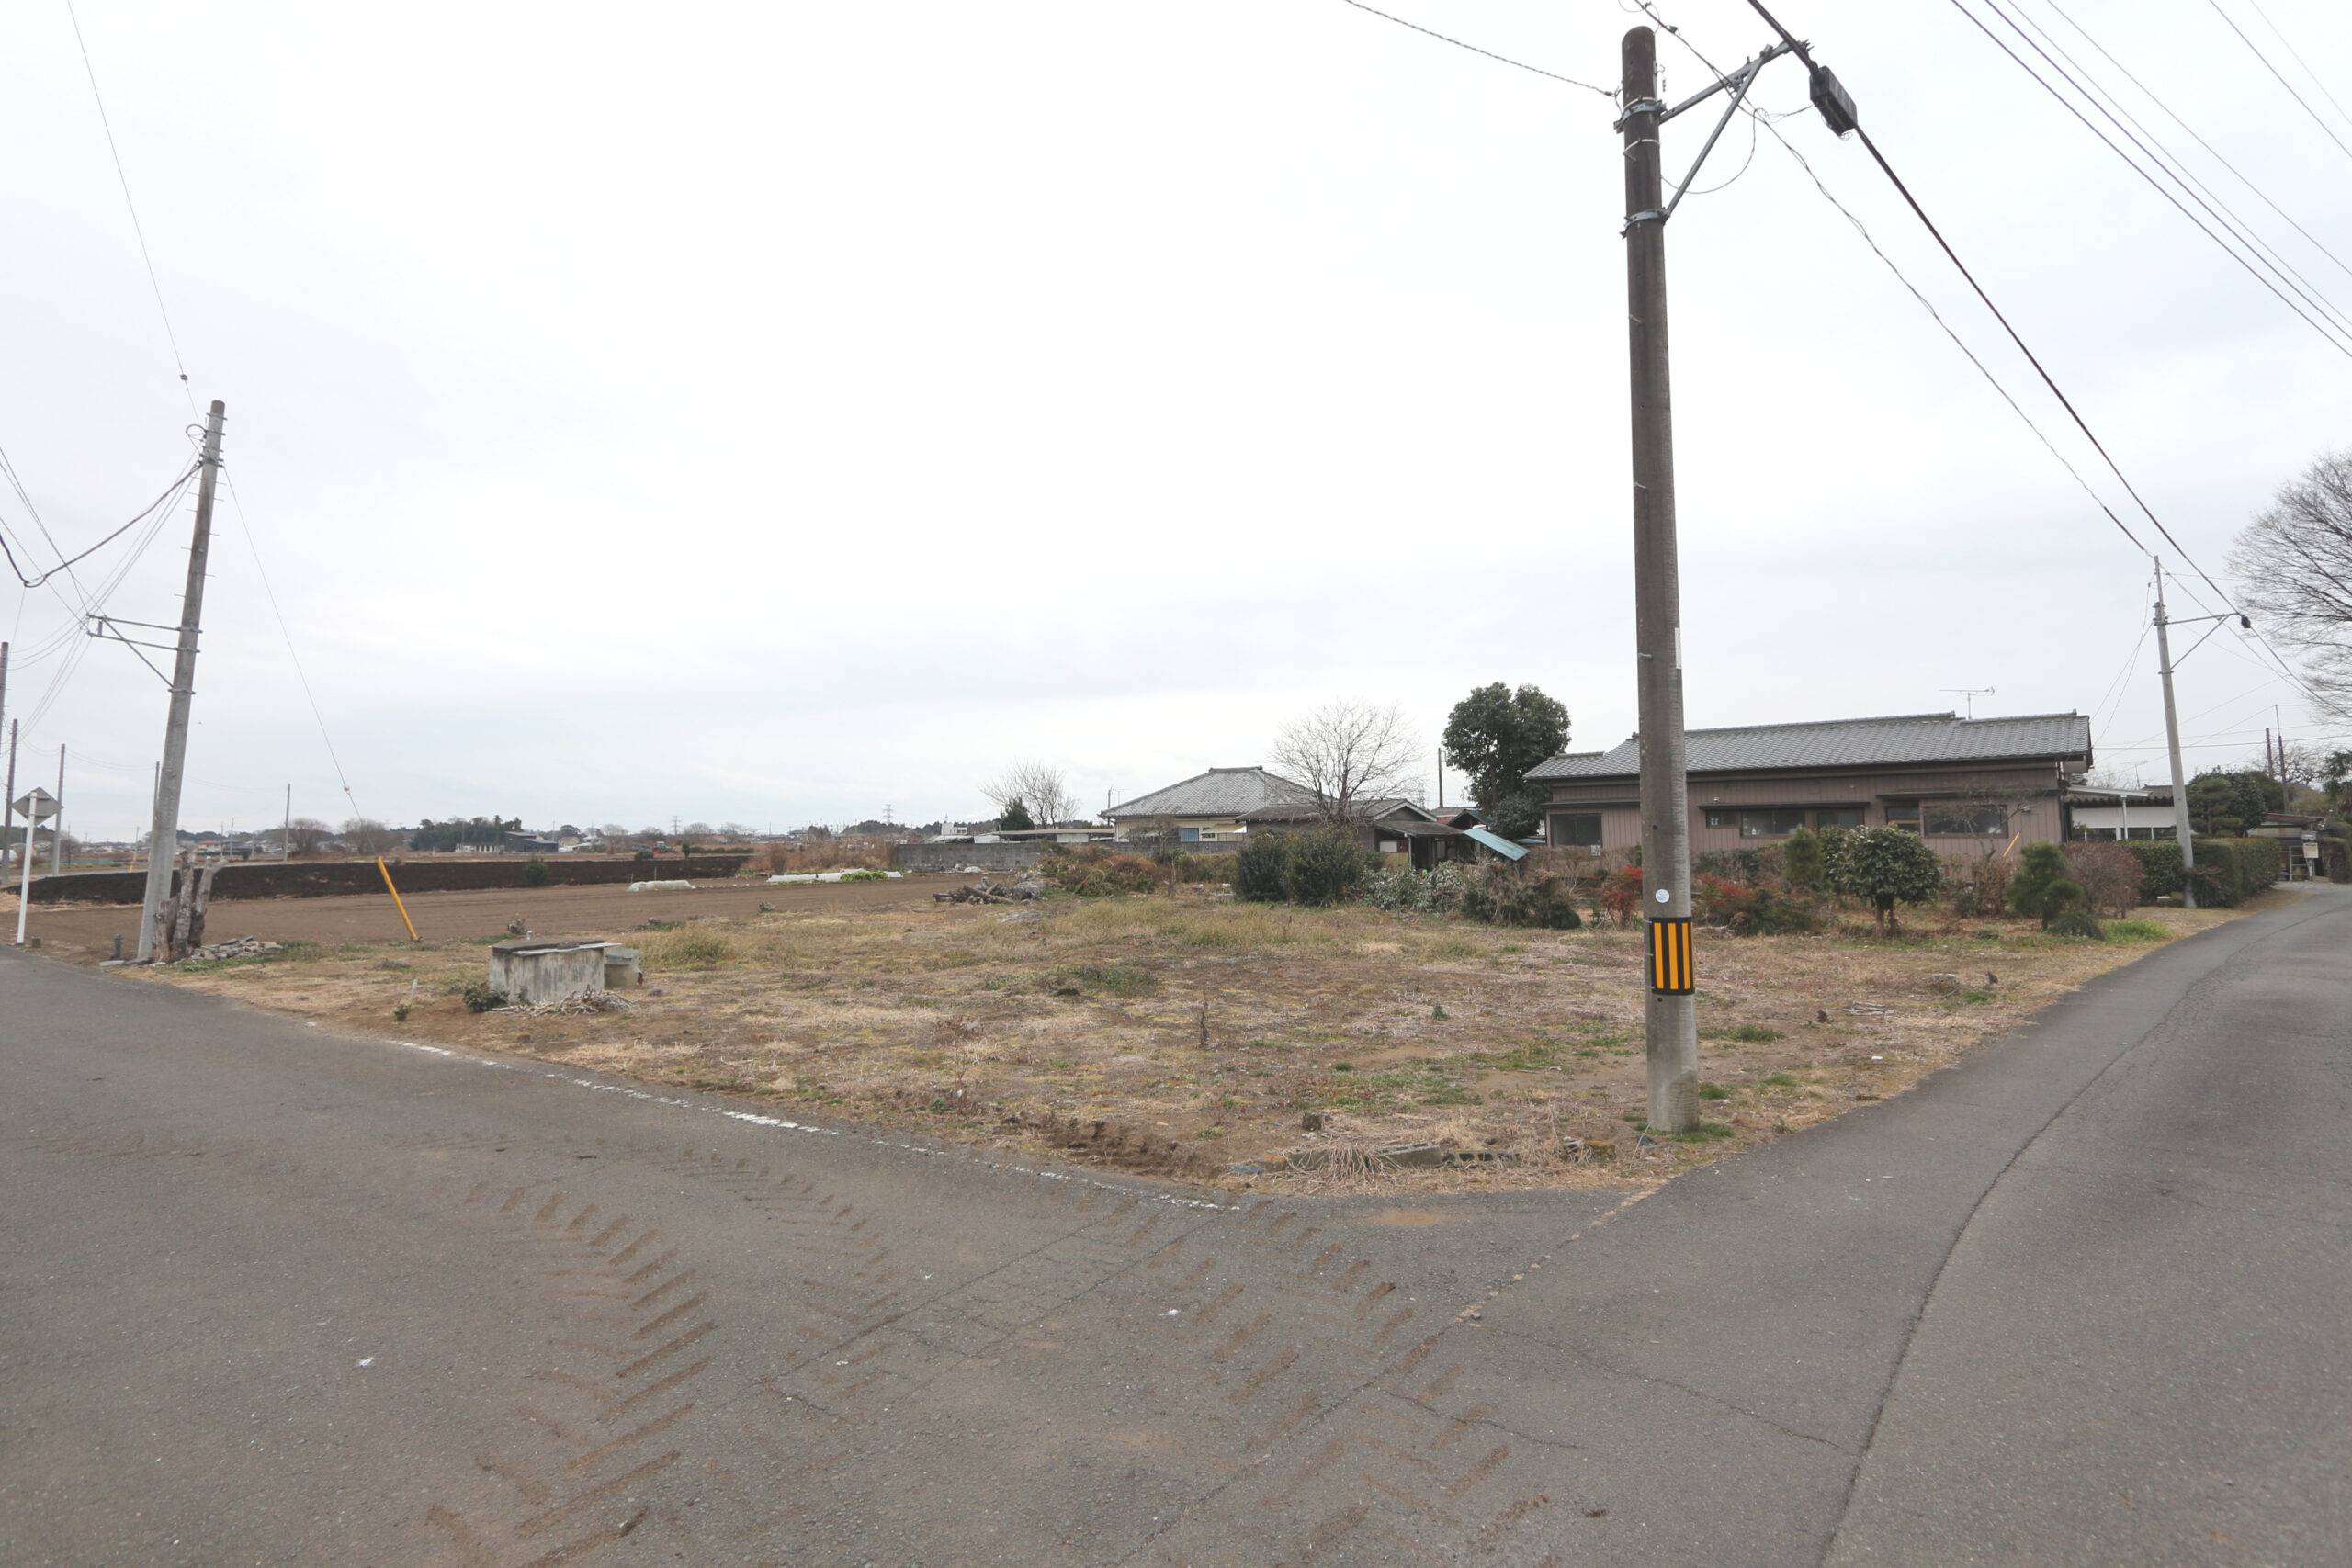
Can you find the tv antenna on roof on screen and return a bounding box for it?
[1940,687,1995,720]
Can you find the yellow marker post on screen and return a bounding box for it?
[1647,917,1694,995]
[377,856,419,942]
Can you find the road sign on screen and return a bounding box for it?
[12,787,57,822]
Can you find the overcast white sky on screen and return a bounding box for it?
[2,0,2347,840]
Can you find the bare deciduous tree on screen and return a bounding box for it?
[2229,446,2352,714]
[1271,699,1421,822]
[341,818,400,855]
[285,817,334,856]
[983,761,1076,828]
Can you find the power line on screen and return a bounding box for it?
[2204,0,2352,166]
[62,6,370,820]
[1952,0,2352,357]
[2007,0,2352,322]
[0,460,197,589]
[2245,0,2352,134]
[62,0,191,389]
[2042,0,2352,287]
[1334,0,1612,97]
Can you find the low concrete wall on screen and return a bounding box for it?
[893,841,1046,873]
[28,855,753,906]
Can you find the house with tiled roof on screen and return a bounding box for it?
[1529,711,2094,856]
[1103,767,1310,843]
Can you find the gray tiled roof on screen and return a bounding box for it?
[1236,797,1435,824]
[1526,711,2092,782]
[1105,767,1310,819]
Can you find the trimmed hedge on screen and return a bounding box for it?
[2124,837,2282,907]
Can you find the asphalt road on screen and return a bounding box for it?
[2,888,2344,1566]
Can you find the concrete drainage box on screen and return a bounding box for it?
[488,940,610,1005]
[602,946,642,988]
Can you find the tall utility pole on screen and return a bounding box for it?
[2152,560,2198,908]
[0,642,10,882]
[2,720,17,884]
[51,746,64,876]
[281,784,291,863]
[1621,27,1699,1134]
[136,399,226,962]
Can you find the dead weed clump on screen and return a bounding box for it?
[638,926,747,969]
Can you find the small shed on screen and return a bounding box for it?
[488,940,610,1005]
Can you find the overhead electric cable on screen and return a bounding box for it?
[1952,0,2352,356]
[2006,0,2352,321]
[62,0,191,389]
[2042,0,2352,286]
[0,461,197,589]
[1336,0,1613,96]
[2245,0,2352,133]
[2204,0,2352,165]
[64,5,372,818]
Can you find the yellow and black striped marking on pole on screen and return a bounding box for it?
[1647,916,1694,994]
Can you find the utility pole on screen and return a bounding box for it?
[0,643,10,884]
[282,784,291,863]
[136,399,226,962]
[51,746,64,876]
[1622,27,1699,1134]
[2,720,16,886]
[2152,560,2198,908]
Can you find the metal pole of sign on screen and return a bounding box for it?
[14,789,51,946]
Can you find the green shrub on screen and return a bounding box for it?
[838,868,888,882]
[2126,837,2282,907]
[2046,906,2105,940]
[1233,833,1291,903]
[522,855,551,887]
[2106,918,2166,941]
[1286,827,1368,908]
[1782,828,1826,895]
[2008,841,2068,921]
[1826,827,1944,930]
[460,981,507,1012]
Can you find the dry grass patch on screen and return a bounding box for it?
[123,886,2280,1193]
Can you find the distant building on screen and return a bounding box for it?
[1103,767,1310,843]
[1531,711,2096,855]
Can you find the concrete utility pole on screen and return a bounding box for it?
[0,642,10,883]
[2152,561,2198,908]
[51,746,64,876]
[1621,28,1699,1134]
[281,784,291,863]
[2,720,16,885]
[137,399,226,962]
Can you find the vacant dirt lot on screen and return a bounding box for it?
[64,876,2271,1194]
[8,872,959,963]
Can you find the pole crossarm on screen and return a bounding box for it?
[1620,41,1796,231]
[85,615,191,689]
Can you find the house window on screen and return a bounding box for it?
[1884,801,1922,833]
[1704,810,1734,829]
[1739,809,1807,838]
[1550,813,1602,849]
[1180,826,1200,843]
[1925,803,2008,836]
[1815,807,1864,829]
